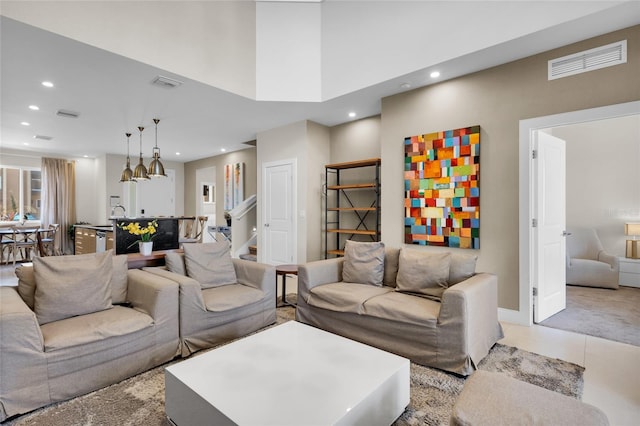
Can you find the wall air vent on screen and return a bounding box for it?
[548,40,626,80]
[151,75,183,89]
[56,109,80,118]
[33,135,53,141]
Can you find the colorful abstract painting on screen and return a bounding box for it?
[404,125,480,249]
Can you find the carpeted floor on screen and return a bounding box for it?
[4,306,585,426]
[540,285,640,346]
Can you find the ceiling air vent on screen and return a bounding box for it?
[34,135,53,141]
[548,40,626,80]
[151,75,183,89]
[57,109,80,118]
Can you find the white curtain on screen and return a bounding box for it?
[41,158,76,254]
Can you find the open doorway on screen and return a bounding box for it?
[196,167,216,243]
[517,100,640,326]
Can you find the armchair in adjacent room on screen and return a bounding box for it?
[566,227,619,289]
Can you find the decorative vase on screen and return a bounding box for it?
[139,241,153,256]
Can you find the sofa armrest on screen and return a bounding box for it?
[597,251,618,271]
[142,267,206,310]
[0,287,49,421]
[298,258,344,302]
[232,259,276,300]
[127,269,179,323]
[439,273,502,363]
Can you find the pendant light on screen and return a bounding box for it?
[132,126,149,181]
[148,118,167,178]
[119,132,134,182]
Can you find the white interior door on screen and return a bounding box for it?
[263,160,295,265]
[533,131,567,322]
[136,169,175,217]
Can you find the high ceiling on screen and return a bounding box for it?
[1,1,639,163]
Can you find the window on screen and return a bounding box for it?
[0,167,41,222]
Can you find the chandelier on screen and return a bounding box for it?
[119,132,133,182]
[148,118,167,177]
[132,126,149,181]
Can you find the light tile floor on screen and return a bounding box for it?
[1,264,638,425]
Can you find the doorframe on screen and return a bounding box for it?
[260,158,297,265]
[513,100,640,326]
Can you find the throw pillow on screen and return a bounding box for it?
[165,252,187,276]
[383,247,400,287]
[396,249,451,300]
[449,253,478,285]
[111,254,129,304]
[16,264,36,310]
[342,240,385,286]
[183,242,237,289]
[33,251,113,325]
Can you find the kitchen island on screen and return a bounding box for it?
[74,217,194,255]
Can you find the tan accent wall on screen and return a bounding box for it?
[381,25,640,309]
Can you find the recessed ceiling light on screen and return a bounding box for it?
[28,105,40,111]
[221,148,227,152]
[23,142,29,146]
[400,83,411,90]
[83,155,89,158]
[348,112,356,118]
[20,121,30,126]
[41,81,54,88]
[430,71,440,78]
[175,152,181,156]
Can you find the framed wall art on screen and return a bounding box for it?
[404,125,480,249]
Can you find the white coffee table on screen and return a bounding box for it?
[165,321,410,426]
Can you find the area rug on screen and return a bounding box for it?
[4,307,585,426]
[540,285,640,347]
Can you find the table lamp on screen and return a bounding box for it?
[625,223,640,258]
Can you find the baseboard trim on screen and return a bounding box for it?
[498,308,531,326]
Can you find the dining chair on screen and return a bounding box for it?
[178,218,196,245]
[40,223,60,256]
[178,216,208,245]
[0,225,17,265]
[12,226,39,262]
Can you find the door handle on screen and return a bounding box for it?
[264,223,270,227]
[562,231,572,237]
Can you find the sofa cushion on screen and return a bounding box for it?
[16,254,129,309]
[165,251,187,276]
[16,264,36,309]
[342,240,385,286]
[33,251,113,325]
[202,284,264,312]
[40,306,153,351]
[396,249,451,300]
[363,291,441,327]
[449,253,478,285]
[111,255,129,304]
[383,247,400,287]
[184,242,237,289]
[307,282,392,314]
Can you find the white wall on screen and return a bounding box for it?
[550,114,640,256]
[1,1,256,99]
[256,2,321,101]
[306,121,331,261]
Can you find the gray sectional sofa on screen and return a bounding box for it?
[0,252,181,422]
[296,244,503,376]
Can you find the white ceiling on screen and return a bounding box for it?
[1,1,639,163]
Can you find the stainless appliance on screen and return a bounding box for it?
[96,230,107,253]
